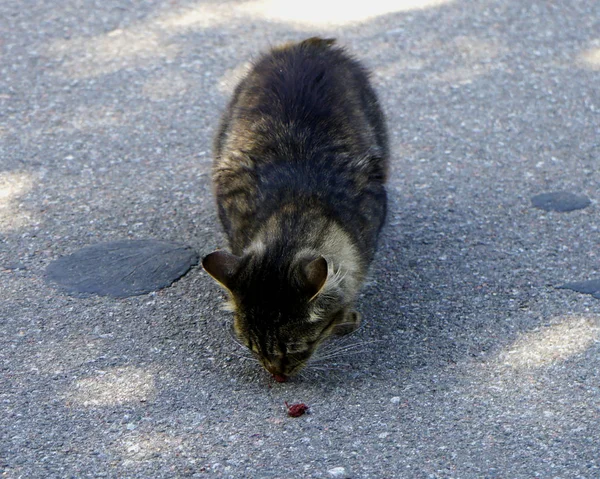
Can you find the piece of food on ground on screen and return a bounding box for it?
[285,401,309,417]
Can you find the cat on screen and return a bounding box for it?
[203,37,388,381]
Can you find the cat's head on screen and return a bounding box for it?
[202,249,353,380]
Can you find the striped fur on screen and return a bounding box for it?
[203,38,388,379]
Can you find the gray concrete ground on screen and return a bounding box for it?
[2,0,600,477]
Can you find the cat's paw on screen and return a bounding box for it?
[333,310,361,336]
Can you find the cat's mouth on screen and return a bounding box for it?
[261,358,304,381]
[263,361,291,382]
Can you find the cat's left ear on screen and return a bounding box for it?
[202,250,241,290]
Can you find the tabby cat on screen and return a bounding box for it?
[203,38,388,381]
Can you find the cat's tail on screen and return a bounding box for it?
[301,37,337,49]
[273,37,337,56]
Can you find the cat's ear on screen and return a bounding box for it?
[202,250,241,290]
[301,256,328,301]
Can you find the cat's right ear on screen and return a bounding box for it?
[202,250,241,290]
[302,256,328,301]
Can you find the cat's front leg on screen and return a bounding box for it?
[332,310,361,336]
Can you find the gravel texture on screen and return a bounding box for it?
[1,0,600,478]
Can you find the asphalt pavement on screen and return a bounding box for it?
[1,0,600,477]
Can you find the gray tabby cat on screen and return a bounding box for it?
[203,38,388,381]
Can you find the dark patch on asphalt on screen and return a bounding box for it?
[558,279,600,299]
[45,240,199,298]
[531,192,591,212]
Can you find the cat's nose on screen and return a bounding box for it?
[264,362,288,382]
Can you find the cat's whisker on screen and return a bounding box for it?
[311,353,364,364]
[339,318,370,337]
[229,335,247,350]
[330,369,345,382]
[317,343,371,355]
[227,350,256,361]
[220,320,246,349]
[302,367,328,382]
[321,338,385,350]
[218,321,260,366]
[306,365,344,382]
[307,365,335,371]
[316,339,383,358]
[312,362,352,368]
[316,344,367,357]
[233,355,254,362]
[311,347,372,362]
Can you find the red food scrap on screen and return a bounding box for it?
[273,374,287,383]
[285,401,309,417]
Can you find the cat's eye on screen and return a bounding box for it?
[288,349,311,361]
[286,343,309,355]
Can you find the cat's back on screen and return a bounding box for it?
[216,37,387,163]
[213,38,388,254]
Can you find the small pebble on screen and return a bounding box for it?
[328,466,347,477]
